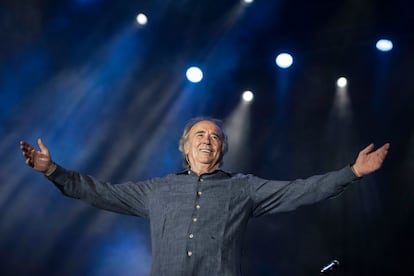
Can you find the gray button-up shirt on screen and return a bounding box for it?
[48,165,358,276]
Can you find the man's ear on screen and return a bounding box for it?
[183,141,189,154]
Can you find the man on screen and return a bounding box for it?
[20,117,390,276]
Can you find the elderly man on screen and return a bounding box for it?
[20,117,389,276]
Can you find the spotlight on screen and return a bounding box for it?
[242,90,254,102]
[186,66,203,83]
[275,53,293,69]
[336,77,348,88]
[136,13,148,25]
[242,0,254,4]
[376,39,393,52]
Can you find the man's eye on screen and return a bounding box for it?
[211,135,218,140]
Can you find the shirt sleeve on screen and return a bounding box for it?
[46,164,158,218]
[249,165,360,217]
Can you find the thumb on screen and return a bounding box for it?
[37,138,49,155]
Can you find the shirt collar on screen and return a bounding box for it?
[176,169,232,179]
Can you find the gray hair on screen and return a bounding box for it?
[178,117,228,169]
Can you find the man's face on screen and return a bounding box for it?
[184,120,223,170]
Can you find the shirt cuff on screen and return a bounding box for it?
[44,163,66,181]
[349,164,363,180]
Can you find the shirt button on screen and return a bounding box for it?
[187,251,193,257]
[199,178,204,182]
[189,234,194,239]
[196,204,200,209]
[197,191,202,196]
[193,218,198,222]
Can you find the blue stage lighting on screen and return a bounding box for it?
[275,53,293,69]
[376,39,393,52]
[186,67,203,83]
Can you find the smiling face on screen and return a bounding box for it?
[184,120,223,174]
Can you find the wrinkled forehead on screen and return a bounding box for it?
[189,120,222,136]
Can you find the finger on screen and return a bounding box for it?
[21,144,35,157]
[381,143,390,151]
[22,150,31,158]
[21,146,33,155]
[375,143,390,157]
[20,140,31,147]
[375,143,389,151]
[361,143,375,154]
[20,141,34,152]
[37,138,49,155]
[379,149,389,161]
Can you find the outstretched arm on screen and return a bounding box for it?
[19,138,154,217]
[251,143,390,216]
[351,143,390,177]
[20,138,57,175]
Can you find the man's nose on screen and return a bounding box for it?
[201,135,211,144]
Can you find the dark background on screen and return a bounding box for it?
[1,0,413,275]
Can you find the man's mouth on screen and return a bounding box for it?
[200,149,212,153]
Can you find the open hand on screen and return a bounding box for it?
[352,143,390,177]
[20,138,53,173]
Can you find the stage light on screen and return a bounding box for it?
[242,90,254,102]
[376,39,393,52]
[242,0,254,4]
[186,66,203,83]
[336,77,348,88]
[275,53,293,69]
[136,13,148,25]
